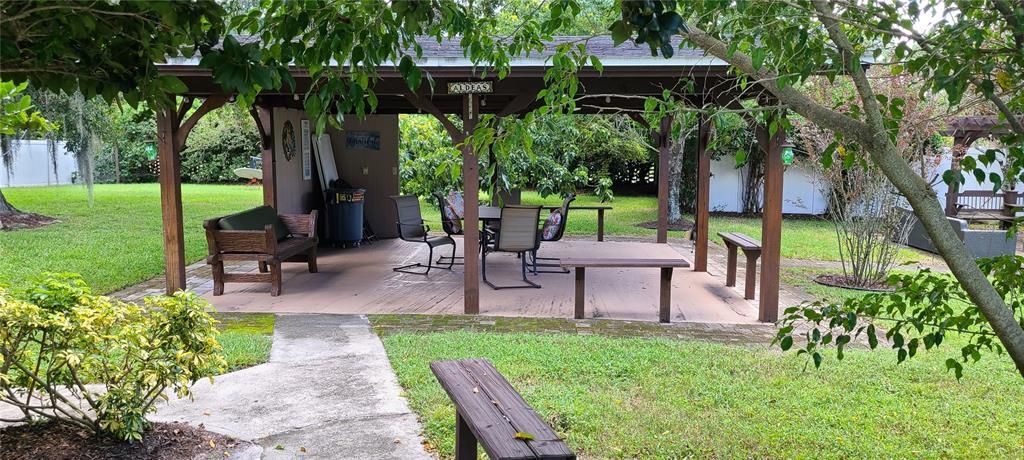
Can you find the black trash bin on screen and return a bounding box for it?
[325,188,366,247]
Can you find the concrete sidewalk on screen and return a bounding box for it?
[153,314,433,459]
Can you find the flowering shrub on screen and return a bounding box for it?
[0,274,226,440]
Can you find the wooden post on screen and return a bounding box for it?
[656,116,673,243]
[157,109,186,294]
[454,412,477,460]
[694,116,712,272]
[574,267,586,319]
[659,267,673,323]
[758,125,785,323]
[251,105,276,208]
[462,94,480,315]
[157,96,228,295]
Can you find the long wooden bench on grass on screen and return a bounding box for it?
[204,205,318,296]
[430,359,575,460]
[560,257,691,323]
[718,232,761,300]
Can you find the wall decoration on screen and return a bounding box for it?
[281,120,297,161]
[301,120,311,180]
[345,130,381,151]
[447,80,493,94]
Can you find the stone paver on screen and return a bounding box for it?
[152,314,433,460]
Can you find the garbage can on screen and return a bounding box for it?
[325,188,366,247]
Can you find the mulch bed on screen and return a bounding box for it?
[0,212,59,231]
[0,421,245,460]
[636,219,694,231]
[813,273,894,292]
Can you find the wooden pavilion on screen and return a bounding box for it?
[155,36,790,323]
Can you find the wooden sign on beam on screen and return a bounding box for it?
[447,81,493,94]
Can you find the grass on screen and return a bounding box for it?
[382,331,1024,459]
[1,184,262,293]
[213,313,275,372]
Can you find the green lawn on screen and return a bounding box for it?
[382,331,1023,459]
[214,313,274,372]
[1,184,261,293]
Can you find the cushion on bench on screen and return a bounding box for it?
[218,205,290,241]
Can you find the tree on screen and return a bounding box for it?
[0,81,55,228]
[610,0,1024,377]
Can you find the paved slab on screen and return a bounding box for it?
[153,314,433,459]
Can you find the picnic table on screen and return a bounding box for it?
[478,204,612,241]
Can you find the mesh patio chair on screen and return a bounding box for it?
[528,193,576,274]
[390,195,456,275]
[482,205,543,289]
[436,192,466,265]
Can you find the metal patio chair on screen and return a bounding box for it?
[390,195,455,275]
[436,192,466,265]
[482,205,543,289]
[528,193,575,274]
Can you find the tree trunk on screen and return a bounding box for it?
[667,127,686,224]
[0,187,19,214]
[113,144,121,183]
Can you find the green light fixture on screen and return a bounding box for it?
[781,141,795,166]
[144,140,158,161]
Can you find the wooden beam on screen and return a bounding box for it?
[656,116,673,243]
[173,96,228,151]
[157,108,186,294]
[495,91,539,118]
[758,124,785,323]
[694,116,712,272]
[402,91,461,139]
[250,105,276,208]
[462,94,481,314]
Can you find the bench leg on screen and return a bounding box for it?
[744,253,760,300]
[211,261,225,296]
[725,244,738,287]
[258,261,268,273]
[597,209,605,242]
[660,267,673,323]
[455,411,477,460]
[307,246,318,273]
[270,262,282,296]
[574,267,586,319]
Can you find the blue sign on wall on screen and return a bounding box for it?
[345,130,381,151]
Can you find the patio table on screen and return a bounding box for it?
[476,205,612,241]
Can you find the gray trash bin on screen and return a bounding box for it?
[325,188,365,247]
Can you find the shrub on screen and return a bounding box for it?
[180,103,260,183]
[0,274,226,440]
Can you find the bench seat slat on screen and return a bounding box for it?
[459,359,575,459]
[431,360,545,459]
[559,258,690,268]
[718,232,761,250]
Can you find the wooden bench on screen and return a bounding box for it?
[204,206,319,296]
[430,359,574,460]
[718,232,761,300]
[560,257,691,323]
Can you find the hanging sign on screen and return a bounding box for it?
[447,81,493,94]
[345,130,381,150]
[301,120,312,180]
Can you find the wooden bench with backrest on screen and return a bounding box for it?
[718,232,761,300]
[560,257,691,323]
[204,205,318,296]
[430,359,575,460]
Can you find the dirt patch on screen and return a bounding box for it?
[0,212,59,231]
[813,273,894,292]
[636,219,694,231]
[0,421,251,460]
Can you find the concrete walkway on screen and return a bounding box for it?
[153,314,433,459]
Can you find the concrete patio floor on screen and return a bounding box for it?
[184,237,761,324]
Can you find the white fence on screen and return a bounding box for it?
[708,155,829,215]
[1,140,77,187]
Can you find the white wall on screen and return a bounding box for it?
[1,140,78,187]
[708,155,829,215]
[272,107,314,214]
